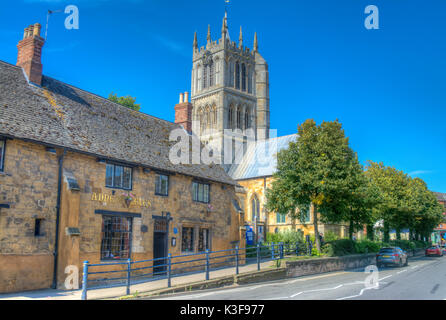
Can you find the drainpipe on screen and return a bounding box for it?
[52,149,66,289]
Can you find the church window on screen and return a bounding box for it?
[251,195,260,222]
[241,63,246,91]
[237,108,242,129]
[228,107,233,128]
[229,61,234,87]
[244,110,250,129]
[209,61,215,87]
[203,65,208,89]
[235,62,240,89]
[248,67,252,94]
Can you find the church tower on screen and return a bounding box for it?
[177,13,270,168]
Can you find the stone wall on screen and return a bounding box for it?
[286,254,378,278]
[0,138,243,293]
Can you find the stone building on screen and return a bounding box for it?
[175,13,270,169]
[228,135,349,243]
[0,23,244,293]
[176,15,349,244]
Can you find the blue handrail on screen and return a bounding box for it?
[81,241,306,300]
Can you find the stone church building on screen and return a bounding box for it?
[174,14,349,244]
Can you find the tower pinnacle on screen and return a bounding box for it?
[253,32,258,52]
[193,31,197,49]
[239,26,243,48]
[207,25,211,43]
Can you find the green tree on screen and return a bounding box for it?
[341,158,381,240]
[408,178,443,241]
[266,119,357,252]
[365,162,443,242]
[365,161,411,242]
[108,92,141,111]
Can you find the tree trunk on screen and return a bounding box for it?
[349,216,354,240]
[313,203,321,252]
[367,224,374,241]
[396,227,401,240]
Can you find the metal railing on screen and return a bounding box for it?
[81,241,312,300]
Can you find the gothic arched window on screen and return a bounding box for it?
[228,106,233,129]
[209,61,215,87]
[203,65,208,89]
[251,195,260,222]
[235,62,240,89]
[229,61,234,87]
[236,108,242,129]
[244,109,250,129]
[241,63,246,91]
[247,67,252,94]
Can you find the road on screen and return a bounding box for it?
[147,255,446,300]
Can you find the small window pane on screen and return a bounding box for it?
[114,165,123,188]
[105,164,114,187]
[199,228,210,252]
[101,215,132,260]
[122,167,132,189]
[182,227,194,252]
[156,174,168,196]
[192,182,198,201]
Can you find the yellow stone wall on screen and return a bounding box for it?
[0,139,243,293]
[236,177,349,240]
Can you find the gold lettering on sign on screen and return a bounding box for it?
[90,192,151,208]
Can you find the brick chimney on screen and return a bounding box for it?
[174,92,193,133]
[17,23,45,85]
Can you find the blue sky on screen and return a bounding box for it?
[1,0,445,192]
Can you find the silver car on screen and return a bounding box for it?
[376,247,408,268]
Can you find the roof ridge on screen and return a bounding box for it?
[0,59,21,69]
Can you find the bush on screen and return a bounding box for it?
[354,239,381,254]
[322,239,356,256]
[266,230,305,245]
[388,240,415,251]
[324,231,340,242]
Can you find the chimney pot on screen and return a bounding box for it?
[179,93,184,104]
[33,23,41,37]
[184,92,189,103]
[17,23,45,85]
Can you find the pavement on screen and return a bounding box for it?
[148,255,446,300]
[0,260,274,300]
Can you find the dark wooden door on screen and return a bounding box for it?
[153,219,168,275]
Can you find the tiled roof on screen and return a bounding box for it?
[0,60,237,186]
[228,134,298,180]
[434,192,446,202]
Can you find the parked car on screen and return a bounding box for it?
[425,246,443,257]
[376,247,408,268]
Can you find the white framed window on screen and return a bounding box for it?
[155,174,169,196]
[105,163,132,190]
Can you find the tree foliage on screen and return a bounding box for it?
[266,119,357,251]
[108,92,141,111]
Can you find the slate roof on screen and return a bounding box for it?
[0,60,237,186]
[434,192,446,202]
[228,134,298,180]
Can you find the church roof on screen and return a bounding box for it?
[228,134,298,180]
[434,192,446,202]
[0,60,237,186]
